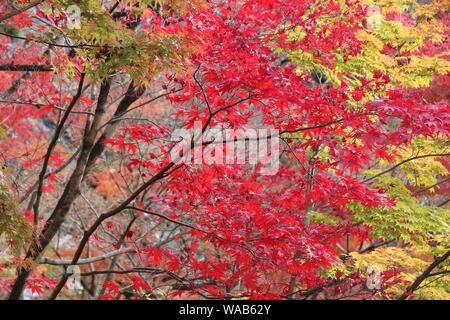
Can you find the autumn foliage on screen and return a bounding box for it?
[0,0,448,300]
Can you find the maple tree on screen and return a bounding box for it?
[0,0,448,300]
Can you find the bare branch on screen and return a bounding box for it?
[363,153,450,183]
[33,73,86,224]
[0,0,43,23]
[398,250,450,300]
[40,248,135,266]
[412,176,450,196]
[0,64,53,72]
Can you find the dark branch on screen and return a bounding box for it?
[398,250,450,300]
[363,153,450,183]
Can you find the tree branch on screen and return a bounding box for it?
[363,153,450,183]
[127,206,204,232]
[412,176,450,196]
[0,0,43,23]
[398,250,450,300]
[33,73,86,225]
